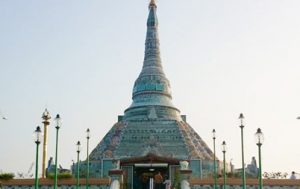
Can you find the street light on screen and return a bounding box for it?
[41,109,51,179]
[212,129,217,189]
[34,126,42,189]
[86,128,90,189]
[76,141,81,189]
[255,128,264,189]
[239,113,246,189]
[54,114,62,189]
[222,141,227,189]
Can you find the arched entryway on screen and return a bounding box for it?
[121,153,181,189]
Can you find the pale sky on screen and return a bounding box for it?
[1,0,300,177]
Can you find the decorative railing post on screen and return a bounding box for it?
[108,160,123,189]
[179,161,192,189]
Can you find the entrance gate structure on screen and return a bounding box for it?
[121,154,181,189]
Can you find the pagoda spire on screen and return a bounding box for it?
[124,1,181,120]
[142,0,162,74]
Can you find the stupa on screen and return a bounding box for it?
[76,1,216,187]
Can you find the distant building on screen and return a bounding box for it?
[246,157,258,177]
[47,157,70,177]
[233,157,258,178]
[73,1,216,188]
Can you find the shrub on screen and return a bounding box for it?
[0,173,15,180]
[47,172,72,179]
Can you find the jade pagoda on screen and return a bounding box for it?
[73,1,217,187]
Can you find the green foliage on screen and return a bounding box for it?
[173,170,181,189]
[0,173,15,180]
[47,172,72,179]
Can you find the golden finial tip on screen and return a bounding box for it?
[149,0,156,6]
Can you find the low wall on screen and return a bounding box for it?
[1,178,300,189]
[0,178,110,189]
[190,178,300,189]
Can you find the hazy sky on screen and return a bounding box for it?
[1,0,300,177]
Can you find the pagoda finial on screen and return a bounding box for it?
[149,0,157,8]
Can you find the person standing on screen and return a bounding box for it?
[290,171,297,179]
[163,176,171,189]
[154,172,163,189]
[141,174,149,189]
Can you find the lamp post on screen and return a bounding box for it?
[255,128,264,189]
[76,141,81,189]
[41,109,51,178]
[212,129,217,189]
[34,126,42,189]
[86,128,90,189]
[239,113,246,189]
[222,141,227,189]
[54,114,62,189]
